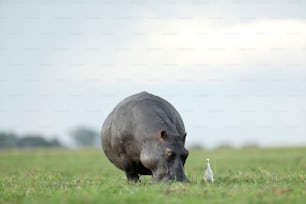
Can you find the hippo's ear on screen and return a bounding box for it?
[182,133,187,142]
[160,130,167,140]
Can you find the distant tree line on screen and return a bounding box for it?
[0,132,62,149]
[0,127,100,149]
[69,127,100,148]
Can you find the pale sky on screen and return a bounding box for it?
[0,0,306,148]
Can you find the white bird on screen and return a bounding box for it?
[204,158,214,183]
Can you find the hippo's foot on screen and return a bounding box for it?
[126,173,140,183]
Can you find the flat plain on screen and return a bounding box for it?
[0,147,305,204]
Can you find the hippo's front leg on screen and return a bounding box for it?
[121,155,140,182]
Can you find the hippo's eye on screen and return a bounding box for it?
[165,148,176,160]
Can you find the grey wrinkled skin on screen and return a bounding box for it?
[101,92,189,183]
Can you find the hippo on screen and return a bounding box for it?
[101,92,189,182]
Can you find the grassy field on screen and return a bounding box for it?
[0,147,305,204]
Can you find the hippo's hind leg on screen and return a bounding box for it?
[121,156,140,182]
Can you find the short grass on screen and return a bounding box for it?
[0,147,305,204]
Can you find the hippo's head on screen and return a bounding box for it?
[140,130,189,182]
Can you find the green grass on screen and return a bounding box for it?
[0,147,305,204]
